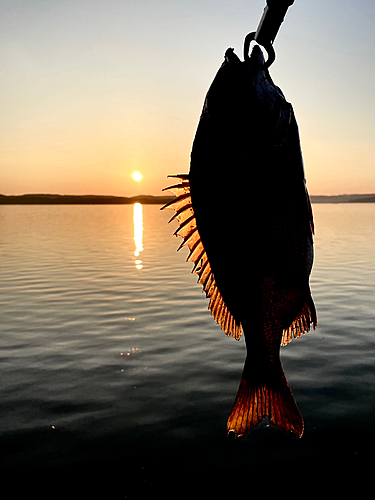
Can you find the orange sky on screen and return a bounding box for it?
[1,0,374,197]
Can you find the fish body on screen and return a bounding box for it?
[163,44,316,437]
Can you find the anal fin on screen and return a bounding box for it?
[281,292,317,346]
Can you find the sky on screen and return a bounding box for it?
[1,0,374,197]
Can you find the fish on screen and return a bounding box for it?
[162,43,316,438]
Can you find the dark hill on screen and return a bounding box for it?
[0,194,174,205]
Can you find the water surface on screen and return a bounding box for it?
[1,203,374,492]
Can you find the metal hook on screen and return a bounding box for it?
[244,1,294,68]
[243,32,276,68]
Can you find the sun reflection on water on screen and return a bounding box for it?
[133,202,143,269]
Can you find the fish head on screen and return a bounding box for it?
[190,42,299,185]
[201,44,290,153]
[201,43,289,144]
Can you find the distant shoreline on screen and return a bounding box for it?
[0,194,173,205]
[1,193,375,205]
[311,194,375,204]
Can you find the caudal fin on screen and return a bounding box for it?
[227,359,304,438]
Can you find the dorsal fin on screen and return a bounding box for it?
[162,175,243,340]
[162,175,316,345]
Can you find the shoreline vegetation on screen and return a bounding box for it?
[1,193,375,205]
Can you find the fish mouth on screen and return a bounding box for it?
[224,43,266,70]
[249,44,266,67]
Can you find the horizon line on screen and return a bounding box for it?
[2,192,375,198]
[1,193,375,206]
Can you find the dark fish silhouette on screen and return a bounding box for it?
[162,44,316,438]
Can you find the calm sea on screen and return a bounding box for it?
[1,203,374,492]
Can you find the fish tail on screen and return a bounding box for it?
[227,357,304,438]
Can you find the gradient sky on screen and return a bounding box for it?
[1,0,374,196]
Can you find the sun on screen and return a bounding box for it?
[132,171,143,182]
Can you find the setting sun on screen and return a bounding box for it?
[132,171,143,182]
